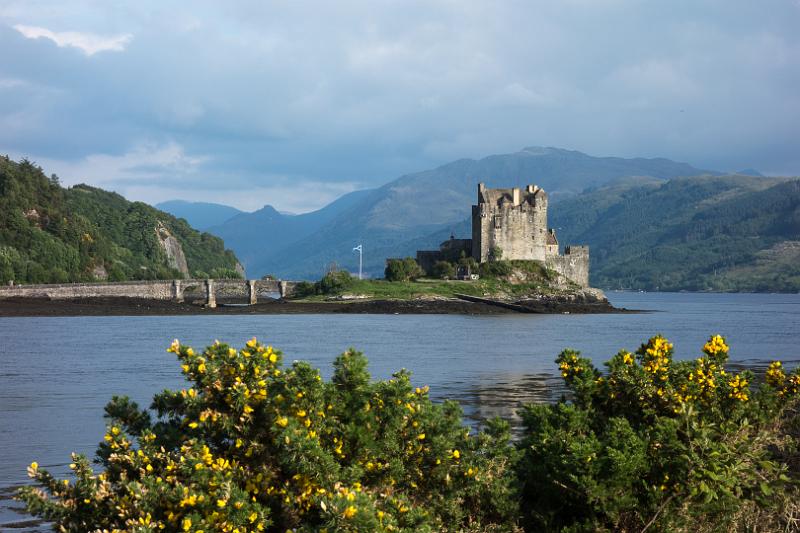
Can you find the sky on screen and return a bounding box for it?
[1,1,799,213]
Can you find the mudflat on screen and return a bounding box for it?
[0,296,622,317]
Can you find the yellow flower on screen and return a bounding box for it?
[343,505,357,519]
[276,416,288,427]
[703,334,729,357]
[451,449,460,459]
[182,517,192,531]
[417,433,425,440]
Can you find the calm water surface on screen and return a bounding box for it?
[1,292,798,529]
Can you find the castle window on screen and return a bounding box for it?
[494,215,502,229]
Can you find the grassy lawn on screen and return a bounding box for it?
[291,277,566,301]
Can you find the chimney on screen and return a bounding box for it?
[512,187,520,206]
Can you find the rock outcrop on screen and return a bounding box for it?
[155,222,190,276]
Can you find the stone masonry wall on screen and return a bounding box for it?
[545,246,590,287]
[472,184,549,263]
[0,279,297,301]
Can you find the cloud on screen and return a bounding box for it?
[10,141,363,212]
[12,24,131,55]
[0,0,798,209]
[28,142,206,187]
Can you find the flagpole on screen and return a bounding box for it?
[353,244,363,280]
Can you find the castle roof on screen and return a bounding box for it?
[478,184,546,208]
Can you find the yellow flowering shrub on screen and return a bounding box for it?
[18,338,518,532]
[519,334,800,532]
[16,334,800,532]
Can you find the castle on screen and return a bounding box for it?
[415,183,590,286]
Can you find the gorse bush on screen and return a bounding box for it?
[18,335,800,532]
[19,338,517,532]
[519,335,800,532]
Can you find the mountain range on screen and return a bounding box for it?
[154,200,244,231]
[161,146,715,280]
[154,146,799,292]
[551,174,800,291]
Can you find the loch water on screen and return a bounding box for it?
[1,292,799,529]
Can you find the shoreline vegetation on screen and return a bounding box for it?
[0,260,623,316]
[17,335,800,531]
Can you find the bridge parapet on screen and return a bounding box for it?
[0,278,298,305]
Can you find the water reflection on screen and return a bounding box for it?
[435,372,567,430]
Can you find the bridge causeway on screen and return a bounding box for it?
[0,279,298,308]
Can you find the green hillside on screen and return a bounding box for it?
[0,157,241,284]
[551,175,800,292]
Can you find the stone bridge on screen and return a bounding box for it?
[0,279,298,308]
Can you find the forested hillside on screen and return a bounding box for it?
[0,157,241,284]
[551,175,800,292]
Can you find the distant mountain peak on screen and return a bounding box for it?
[521,146,561,156]
[736,168,764,177]
[155,200,244,231]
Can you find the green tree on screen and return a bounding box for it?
[384,258,424,282]
[431,260,456,279]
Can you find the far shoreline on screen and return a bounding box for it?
[0,296,633,318]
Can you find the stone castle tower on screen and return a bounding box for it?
[471,183,549,262]
[414,182,590,287]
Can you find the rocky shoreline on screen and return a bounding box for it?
[0,293,627,317]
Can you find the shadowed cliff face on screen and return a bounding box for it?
[156,222,189,276]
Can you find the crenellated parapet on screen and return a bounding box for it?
[472,183,549,262]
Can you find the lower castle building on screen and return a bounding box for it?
[415,183,590,287]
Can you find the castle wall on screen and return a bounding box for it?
[545,246,590,287]
[472,185,548,262]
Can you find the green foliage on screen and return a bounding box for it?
[458,255,479,272]
[518,335,800,531]
[19,338,519,532]
[209,267,243,280]
[431,260,456,279]
[0,157,240,283]
[292,271,355,297]
[551,175,800,291]
[384,258,425,282]
[318,270,355,293]
[16,335,800,531]
[490,246,503,261]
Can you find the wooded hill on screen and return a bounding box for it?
[0,157,241,284]
[551,175,800,292]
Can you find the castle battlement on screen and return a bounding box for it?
[415,183,590,287]
[472,182,549,263]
